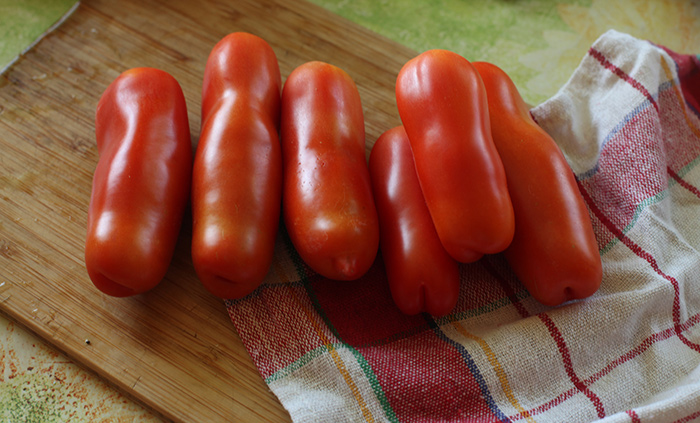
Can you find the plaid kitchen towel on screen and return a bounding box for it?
[226,30,700,423]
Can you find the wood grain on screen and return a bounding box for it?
[0,0,415,421]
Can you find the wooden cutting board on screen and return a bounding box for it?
[0,0,415,421]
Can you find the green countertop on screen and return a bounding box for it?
[311,0,700,104]
[0,0,77,73]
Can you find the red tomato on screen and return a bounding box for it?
[473,61,602,306]
[280,61,379,280]
[395,49,515,263]
[86,67,192,297]
[369,126,460,316]
[191,32,282,299]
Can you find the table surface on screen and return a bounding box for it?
[1,0,698,421]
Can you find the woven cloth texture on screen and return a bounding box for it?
[226,30,700,423]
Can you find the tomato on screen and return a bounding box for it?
[473,61,602,306]
[395,49,515,263]
[191,32,282,299]
[86,67,192,297]
[280,61,379,280]
[369,126,460,316]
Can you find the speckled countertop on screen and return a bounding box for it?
[1,0,698,421]
[0,317,160,422]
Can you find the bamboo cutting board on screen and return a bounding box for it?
[0,0,415,421]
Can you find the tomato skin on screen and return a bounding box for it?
[280,61,379,280]
[191,33,282,299]
[86,67,192,297]
[395,50,515,263]
[473,61,602,306]
[369,126,460,316]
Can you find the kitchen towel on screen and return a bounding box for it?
[226,29,700,423]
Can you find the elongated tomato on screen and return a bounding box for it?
[191,32,282,299]
[473,61,602,306]
[370,126,460,316]
[86,67,192,297]
[396,49,515,263]
[281,61,379,280]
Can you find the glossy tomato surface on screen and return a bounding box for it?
[86,67,192,297]
[396,49,514,263]
[370,126,460,316]
[280,61,379,280]
[191,32,282,299]
[474,61,602,306]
